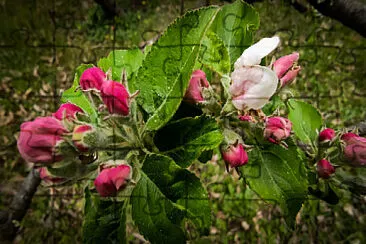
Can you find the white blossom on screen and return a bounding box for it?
[230,36,280,110]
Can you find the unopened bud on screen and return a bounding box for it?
[319,128,335,142]
[184,70,210,104]
[94,164,131,197]
[341,133,366,166]
[72,124,94,152]
[80,67,106,91]
[101,80,130,116]
[273,52,300,87]
[221,143,248,168]
[17,117,68,164]
[53,102,83,121]
[264,117,292,144]
[317,159,335,179]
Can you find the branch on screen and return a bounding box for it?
[306,0,366,37]
[94,0,124,18]
[0,168,41,243]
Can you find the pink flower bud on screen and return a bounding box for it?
[319,128,335,142]
[72,124,93,152]
[317,159,335,179]
[342,133,366,166]
[221,143,248,168]
[53,102,83,120]
[341,132,359,144]
[80,67,106,91]
[38,167,66,184]
[264,117,292,144]
[17,117,68,164]
[184,70,209,104]
[273,52,300,87]
[94,164,131,197]
[238,115,252,122]
[101,80,130,116]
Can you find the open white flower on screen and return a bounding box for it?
[230,36,280,110]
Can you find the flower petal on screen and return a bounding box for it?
[234,36,280,68]
[231,66,278,110]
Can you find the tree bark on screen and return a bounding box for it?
[306,0,366,37]
[0,168,41,243]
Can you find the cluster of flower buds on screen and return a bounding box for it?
[17,67,134,190]
[80,67,131,116]
[217,37,300,172]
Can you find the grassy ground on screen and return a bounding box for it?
[0,0,365,243]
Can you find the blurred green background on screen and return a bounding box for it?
[0,0,365,243]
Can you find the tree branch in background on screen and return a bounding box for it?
[306,0,366,37]
[94,0,124,18]
[0,168,41,243]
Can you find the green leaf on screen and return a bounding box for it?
[142,154,211,235]
[241,140,308,227]
[262,95,284,115]
[154,116,223,168]
[210,0,260,68]
[97,49,144,82]
[335,167,366,195]
[83,188,127,244]
[61,64,98,123]
[129,7,220,131]
[131,171,186,244]
[199,31,230,75]
[287,99,322,145]
[129,1,259,131]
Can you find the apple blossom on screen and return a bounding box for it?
[101,80,130,116]
[341,133,366,166]
[184,70,210,104]
[17,117,68,164]
[53,102,83,120]
[230,36,280,110]
[94,164,131,197]
[264,116,292,144]
[317,159,335,179]
[221,143,248,168]
[80,67,106,91]
[319,128,336,142]
[273,52,301,86]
